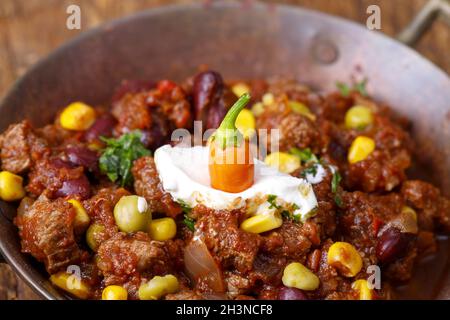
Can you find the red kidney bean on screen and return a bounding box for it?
[376,227,415,264]
[83,114,117,142]
[139,111,170,150]
[278,287,308,300]
[50,158,75,169]
[54,176,91,200]
[65,146,99,173]
[192,71,227,130]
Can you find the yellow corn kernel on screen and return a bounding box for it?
[148,217,177,241]
[235,109,256,138]
[68,199,90,233]
[60,102,96,131]
[138,275,179,300]
[86,223,106,252]
[345,105,373,129]
[251,102,265,117]
[231,82,251,98]
[87,141,103,151]
[241,213,283,234]
[102,285,128,300]
[282,262,320,291]
[50,271,91,299]
[0,171,25,202]
[327,242,363,277]
[352,279,373,300]
[402,206,417,222]
[289,101,316,121]
[262,93,275,106]
[264,152,301,174]
[348,136,375,164]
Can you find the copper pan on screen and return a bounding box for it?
[0,0,449,299]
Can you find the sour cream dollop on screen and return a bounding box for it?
[154,145,318,221]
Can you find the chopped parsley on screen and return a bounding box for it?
[290,147,319,164]
[99,130,151,187]
[177,200,195,232]
[183,214,196,232]
[301,164,319,179]
[334,194,343,208]
[354,79,368,96]
[282,210,301,223]
[267,194,281,209]
[336,82,351,97]
[331,171,342,193]
[336,79,368,97]
[178,199,192,214]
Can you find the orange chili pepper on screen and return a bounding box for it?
[209,93,254,193]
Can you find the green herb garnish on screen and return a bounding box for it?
[336,79,368,97]
[290,147,319,164]
[267,194,281,209]
[282,210,301,223]
[301,164,319,178]
[336,82,351,97]
[99,130,151,187]
[177,199,192,214]
[331,171,342,193]
[183,214,196,232]
[334,194,343,208]
[177,200,195,231]
[354,79,368,96]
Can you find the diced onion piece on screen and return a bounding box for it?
[184,238,225,293]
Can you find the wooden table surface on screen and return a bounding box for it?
[0,0,449,300]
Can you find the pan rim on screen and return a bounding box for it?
[0,0,448,300]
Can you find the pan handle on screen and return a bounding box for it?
[397,0,450,46]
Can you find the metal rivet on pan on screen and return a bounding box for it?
[311,37,339,64]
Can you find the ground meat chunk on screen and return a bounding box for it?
[112,92,152,135]
[132,156,181,217]
[326,108,412,192]
[401,180,450,233]
[257,109,321,153]
[112,81,191,150]
[339,191,421,282]
[313,240,353,300]
[194,205,261,274]
[26,157,90,199]
[340,192,404,262]
[165,290,204,300]
[14,195,86,274]
[261,221,312,261]
[0,120,49,173]
[83,187,130,241]
[37,123,73,147]
[147,80,192,129]
[344,148,411,192]
[383,247,418,282]
[96,232,183,298]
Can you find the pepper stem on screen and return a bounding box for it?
[214,93,251,149]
